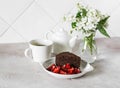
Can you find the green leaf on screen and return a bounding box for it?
[98,16,110,26]
[98,26,110,38]
[76,9,87,19]
[97,16,110,38]
[71,22,77,29]
[76,11,82,18]
[82,8,87,17]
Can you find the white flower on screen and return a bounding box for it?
[65,3,109,36]
[81,17,88,24]
[76,22,85,29]
[85,22,96,30]
[64,13,76,22]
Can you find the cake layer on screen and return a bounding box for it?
[56,52,81,68]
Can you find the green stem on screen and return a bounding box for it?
[83,33,95,55]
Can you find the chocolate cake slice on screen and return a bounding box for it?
[56,52,81,68]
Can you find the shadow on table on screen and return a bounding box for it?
[75,57,107,79]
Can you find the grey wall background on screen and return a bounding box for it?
[0,0,120,43]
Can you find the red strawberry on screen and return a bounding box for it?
[47,64,55,71]
[60,70,67,74]
[61,65,68,72]
[74,68,81,74]
[65,63,71,69]
[47,63,81,75]
[53,66,60,73]
[51,65,56,71]
[74,68,78,74]
[62,64,66,69]
[76,68,81,73]
[68,67,74,74]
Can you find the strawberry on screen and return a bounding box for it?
[47,64,55,71]
[62,64,66,69]
[76,68,81,73]
[60,70,67,74]
[65,63,71,69]
[68,67,74,74]
[46,63,81,75]
[53,66,60,73]
[51,65,56,71]
[74,68,78,74]
[61,65,68,72]
[74,68,81,74]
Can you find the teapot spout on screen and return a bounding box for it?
[69,36,81,53]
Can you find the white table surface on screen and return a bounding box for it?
[0,37,120,88]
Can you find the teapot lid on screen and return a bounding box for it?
[54,28,69,37]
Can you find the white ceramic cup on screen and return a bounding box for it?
[24,39,53,63]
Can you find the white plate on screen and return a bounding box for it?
[41,57,94,79]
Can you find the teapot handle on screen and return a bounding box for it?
[45,30,53,39]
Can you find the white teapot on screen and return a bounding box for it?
[46,28,80,54]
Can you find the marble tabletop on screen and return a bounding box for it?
[0,37,120,88]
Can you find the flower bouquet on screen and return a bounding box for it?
[64,3,110,63]
[64,3,110,55]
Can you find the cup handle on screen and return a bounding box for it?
[24,48,32,58]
